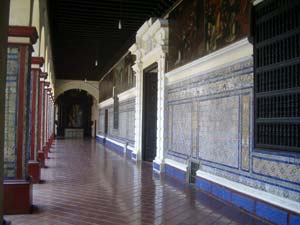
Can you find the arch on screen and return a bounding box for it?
[55,80,99,103]
[32,0,40,56]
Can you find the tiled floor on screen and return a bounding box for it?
[5,139,271,225]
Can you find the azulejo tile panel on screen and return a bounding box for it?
[253,157,300,185]
[166,59,253,166]
[241,95,250,171]
[171,102,192,156]
[4,47,20,179]
[98,97,135,145]
[198,96,239,168]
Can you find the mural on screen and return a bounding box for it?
[99,53,135,102]
[168,0,251,71]
[205,0,250,53]
[168,0,205,71]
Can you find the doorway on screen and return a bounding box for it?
[142,63,158,162]
[104,109,108,135]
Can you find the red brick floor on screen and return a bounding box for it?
[5,139,271,225]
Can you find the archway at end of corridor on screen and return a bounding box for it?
[55,89,97,139]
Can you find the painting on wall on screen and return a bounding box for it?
[67,104,82,128]
[168,0,205,71]
[99,53,135,103]
[168,0,251,72]
[205,0,251,53]
[113,53,135,94]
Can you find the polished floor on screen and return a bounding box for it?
[5,139,271,225]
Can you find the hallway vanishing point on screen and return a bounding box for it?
[5,140,270,225]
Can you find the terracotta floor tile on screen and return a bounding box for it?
[5,139,271,225]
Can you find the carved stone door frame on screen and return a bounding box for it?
[129,18,168,172]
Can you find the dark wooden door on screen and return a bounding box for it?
[142,66,158,162]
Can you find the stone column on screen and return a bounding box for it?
[0,0,10,221]
[4,26,38,214]
[28,57,44,184]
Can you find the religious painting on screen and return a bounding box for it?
[113,53,135,94]
[99,53,135,102]
[168,0,205,71]
[167,0,251,72]
[67,104,83,128]
[205,0,251,53]
[99,73,113,102]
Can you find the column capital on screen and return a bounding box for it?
[8,26,38,45]
[31,57,44,71]
[40,72,48,80]
[44,81,50,88]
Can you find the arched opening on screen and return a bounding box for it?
[55,89,94,139]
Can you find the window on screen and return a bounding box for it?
[254,0,300,152]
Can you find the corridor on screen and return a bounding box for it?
[5,140,270,225]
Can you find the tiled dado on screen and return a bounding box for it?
[195,174,300,225]
[96,135,135,160]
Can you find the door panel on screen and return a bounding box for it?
[142,68,158,162]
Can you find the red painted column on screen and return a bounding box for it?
[47,88,53,151]
[30,57,44,159]
[43,82,50,159]
[4,26,38,214]
[28,57,44,184]
[37,72,47,168]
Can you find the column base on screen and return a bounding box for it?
[38,150,45,168]
[46,141,51,153]
[28,160,41,184]
[43,145,49,159]
[4,179,33,214]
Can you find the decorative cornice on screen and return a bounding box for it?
[166,38,253,85]
[8,26,38,45]
[117,87,136,102]
[98,98,113,109]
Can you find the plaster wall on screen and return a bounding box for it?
[9,0,31,26]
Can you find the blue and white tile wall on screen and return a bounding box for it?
[99,98,135,148]
[4,47,20,179]
[166,58,300,202]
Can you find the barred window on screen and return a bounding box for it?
[254,0,300,152]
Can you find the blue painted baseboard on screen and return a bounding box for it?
[153,162,160,172]
[96,135,105,143]
[195,176,298,225]
[132,153,137,160]
[105,139,124,154]
[165,164,186,182]
[126,148,132,159]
